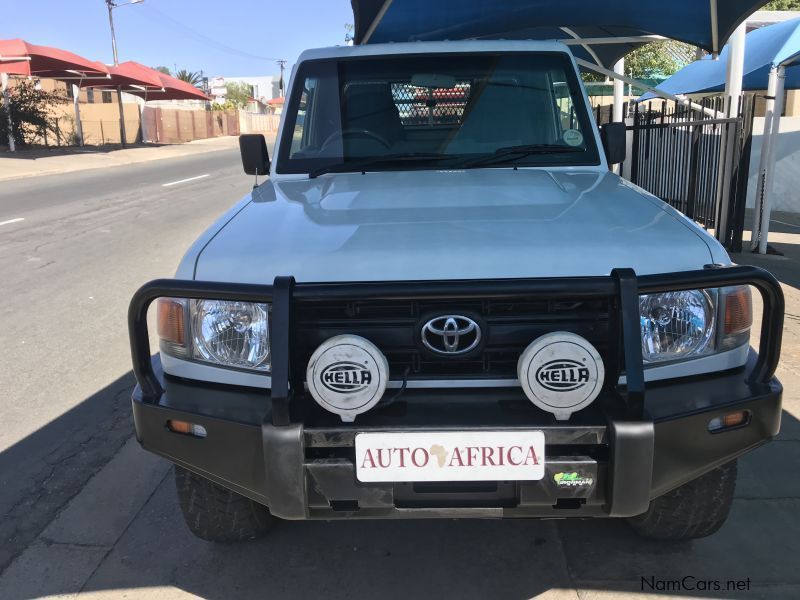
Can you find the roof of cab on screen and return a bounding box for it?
[295,39,574,63]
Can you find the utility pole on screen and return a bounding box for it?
[276,59,287,97]
[105,0,144,147]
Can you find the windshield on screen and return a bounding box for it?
[276,52,601,175]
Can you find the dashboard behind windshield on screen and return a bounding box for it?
[276,52,601,174]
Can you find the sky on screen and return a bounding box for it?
[1,0,354,77]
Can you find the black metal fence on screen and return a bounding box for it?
[623,97,755,252]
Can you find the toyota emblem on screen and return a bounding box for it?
[421,315,482,355]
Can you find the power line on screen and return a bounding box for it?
[136,3,284,63]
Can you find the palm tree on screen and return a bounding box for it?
[174,69,203,88]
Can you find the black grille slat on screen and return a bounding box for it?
[294,297,611,382]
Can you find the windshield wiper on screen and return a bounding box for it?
[309,153,453,179]
[458,144,584,170]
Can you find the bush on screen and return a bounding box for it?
[0,80,67,148]
[211,100,237,111]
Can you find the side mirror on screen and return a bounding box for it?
[239,134,270,176]
[600,122,627,166]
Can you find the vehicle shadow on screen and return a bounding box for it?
[0,372,136,574]
[1,370,795,598]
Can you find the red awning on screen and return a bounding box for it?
[266,97,285,105]
[79,61,163,91]
[151,69,210,101]
[83,62,209,101]
[110,61,165,91]
[80,62,209,101]
[0,38,109,80]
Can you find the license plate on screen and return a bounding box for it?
[354,431,545,483]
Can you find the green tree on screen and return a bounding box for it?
[763,1,800,9]
[581,40,693,86]
[224,81,253,108]
[175,69,203,87]
[626,41,693,80]
[154,66,171,76]
[0,80,67,147]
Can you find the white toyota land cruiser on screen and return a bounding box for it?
[128,41,784,542]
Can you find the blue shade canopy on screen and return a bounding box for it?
[352,0,771,68]
[641,17,800,99]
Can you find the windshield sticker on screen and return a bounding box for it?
[563,129,584,147]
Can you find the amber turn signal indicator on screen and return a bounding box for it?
[157,298,186,346]
[167,420,207,438]
[708,410,750,433]
[723,286,753,336]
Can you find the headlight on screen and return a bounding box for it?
[639,286,751,365]
[157,298,271,372]
[192,300,270,371]
[640,290,715,362]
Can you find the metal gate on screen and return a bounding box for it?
[624,97,755,252]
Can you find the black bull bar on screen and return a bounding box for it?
[127,265,783,519]
[129,265,784,422]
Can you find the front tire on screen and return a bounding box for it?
[627,460,737,540]
[174,466,273,542]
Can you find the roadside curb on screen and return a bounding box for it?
[0,137,253,183]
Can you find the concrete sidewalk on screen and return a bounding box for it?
[0,136,247,183]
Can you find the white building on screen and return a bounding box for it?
[210,75,283,107]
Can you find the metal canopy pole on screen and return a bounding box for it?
[1,72,16,152]
[72,84,84,146]
[724,24,747,115]
[361,0,394,44]
[716,22,746,244]
[709,0,720,55]
[139,93,148,143]
[613,58,625,121]
[751,66,779,251]
[754,65,786,254]
[612,58,626,175]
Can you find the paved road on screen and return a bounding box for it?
[0,148,251,573]
[0,151,799,599]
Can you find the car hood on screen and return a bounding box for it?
[186,169,725,284]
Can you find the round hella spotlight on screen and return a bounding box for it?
[517,332,605,421]
[306,335,389,423]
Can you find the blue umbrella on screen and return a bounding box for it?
[641,17,800,99]
[352,0,773,69]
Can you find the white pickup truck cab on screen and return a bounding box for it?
[128,40,784,542]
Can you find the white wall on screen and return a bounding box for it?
[222,75,281,102]
[747,116,800,213]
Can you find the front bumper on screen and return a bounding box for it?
[132,355,782,520]
[128,265,785,520]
